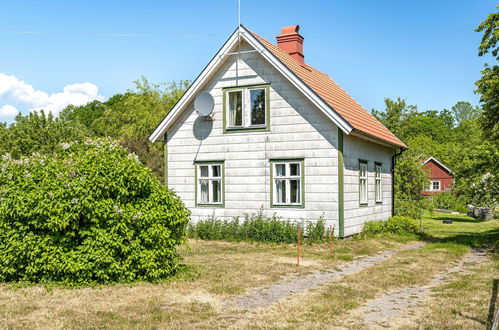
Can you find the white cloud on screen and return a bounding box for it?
[0,104,19,118]
[0,73,104,117]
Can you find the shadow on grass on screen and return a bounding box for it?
[417,227,499,250]
[428,215,491,224]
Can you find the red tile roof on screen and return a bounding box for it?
[249,30,407,148]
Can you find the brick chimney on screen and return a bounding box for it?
[276,25,304,65]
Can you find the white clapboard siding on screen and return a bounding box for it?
[166,40,394,236]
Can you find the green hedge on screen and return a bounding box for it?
[188,211,328,244]
[0,138,190,285]
[362,216,419,236]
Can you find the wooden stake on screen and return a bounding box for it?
[297,225,301,267]
[329,225,333,257]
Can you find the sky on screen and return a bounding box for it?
[0,0,496,122]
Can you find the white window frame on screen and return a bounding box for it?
[196,163,223,206]
[375,163,382,203]
[225,86,267,130]
[271,160,303,207]
[359,161,368,205]
[430,180,440,192]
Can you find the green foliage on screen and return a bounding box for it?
[0,111,93,158]
[188,210,329,244]
[430,192,467,213]
[0,139,190,285]
[59,77,189,180]
[362,216,419,236]
[305,214,327,243]
[371,97,417,137]
[476,6,499,143]
[451,101,480,125]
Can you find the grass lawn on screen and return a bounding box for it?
[0,212,497,329]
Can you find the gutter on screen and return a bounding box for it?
[391,148,405,216]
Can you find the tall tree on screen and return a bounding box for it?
[451,101,480,125]
[372,97,417,137]
[476,6,499,142]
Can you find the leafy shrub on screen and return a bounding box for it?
[0,138,190,285]
[306,214,327,243]
[189,210,332,244]
[362,216,419,236]
[431,192,467,213]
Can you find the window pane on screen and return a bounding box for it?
[212,180,221,203]
[276,179,286,203]
[433,181,440,191]
[229,91,242,126]
[275,164,286,177]
[212,165,221,178]
[200,180,209,203]
[375,180,381,202]
[360,178,367,204]
[290,180,300,203]
[250,89,266,125]
[200,166,209,178]
[289,163,300,176]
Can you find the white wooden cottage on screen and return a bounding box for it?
[149,25,406,237]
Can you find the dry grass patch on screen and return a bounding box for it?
[231,242,467,329]
[0,237,411,329]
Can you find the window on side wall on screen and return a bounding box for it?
[196,162,224,206]
[271,160,304,208]
[375,163,382,203]
[359,160,368,206]
[431,180,440,191]
[224,85,269,132]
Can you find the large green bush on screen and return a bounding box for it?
[0,138,190,285]
[362,216,420,236]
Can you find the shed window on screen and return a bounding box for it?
[224,85,269,132]
[271,160,304,207]
[431,180,440,191]
[375,163,382,203]
[196,163,223,205]
[359,161,368,205]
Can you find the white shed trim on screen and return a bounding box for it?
[149,25,353,142]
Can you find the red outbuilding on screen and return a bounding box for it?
[421,157,454,195]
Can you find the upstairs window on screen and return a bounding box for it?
[224,85,269,132]
[359,160,368,205]
[271,160,304,207]
[196,162,224,206]
[375,163,382,203]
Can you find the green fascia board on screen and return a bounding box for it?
[338,130,345,238]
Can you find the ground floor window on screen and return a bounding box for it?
[270,159,304,208]
[430,180,440,191]
[375,163,382,203]
[196,162,224,206]
[359,160,368,205]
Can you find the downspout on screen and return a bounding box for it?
[391,148,405,216]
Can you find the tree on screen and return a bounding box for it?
[0,111,93,158]
[451,101,480,125]
[476,6,499,142]
[372,97,417,137]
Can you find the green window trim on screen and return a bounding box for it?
[359,159,368,207]
[194,160,225,208]
[223,84,270,134]
[269,158,305,209]
[338,130,344,238]
[374,162,383,204]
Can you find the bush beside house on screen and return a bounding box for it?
[0,139,190,285]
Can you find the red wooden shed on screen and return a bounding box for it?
[421,157,454,195]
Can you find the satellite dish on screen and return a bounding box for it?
[194,91,214,117]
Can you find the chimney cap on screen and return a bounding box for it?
[277,25,301,37]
